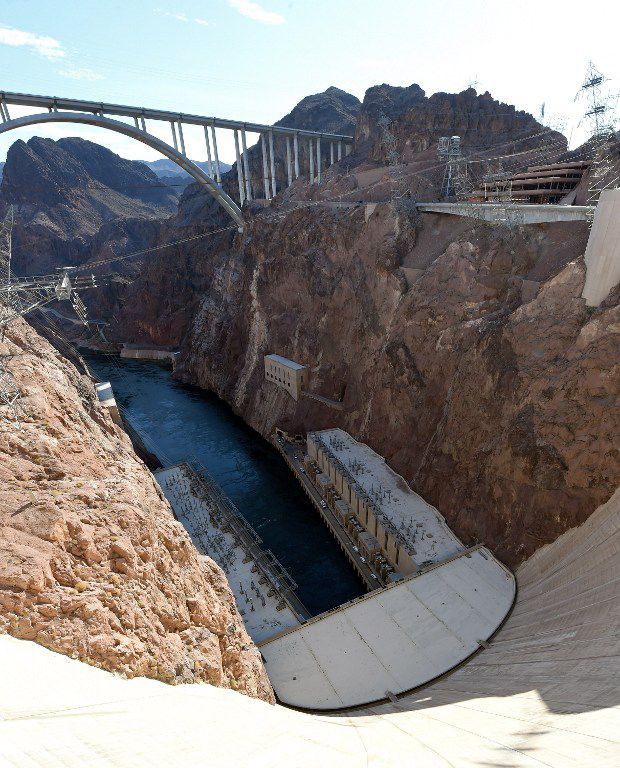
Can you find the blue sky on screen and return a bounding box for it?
[0,0,618,163]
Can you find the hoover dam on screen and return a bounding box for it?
[0,6,619,765]
[1,487,616,765]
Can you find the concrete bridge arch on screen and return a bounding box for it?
[0,111,245,228]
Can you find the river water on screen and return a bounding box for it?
[84,354,365,616]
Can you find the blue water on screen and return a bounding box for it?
[84,354,365,616]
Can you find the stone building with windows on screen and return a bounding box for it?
[264,354,308,401]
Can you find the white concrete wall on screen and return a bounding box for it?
[259,548,515,709]
[582,188,620,306]
[120,347,177,364]
[0,490,617,767]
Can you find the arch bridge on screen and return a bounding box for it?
[0,91,354,228]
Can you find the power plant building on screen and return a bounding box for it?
[305,428,464,582]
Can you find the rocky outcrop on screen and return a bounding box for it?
[359,85,561,157]
[214,86,362,205]
[0,318,274,702]
[1,137,177,275]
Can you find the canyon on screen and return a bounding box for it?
[0,80,618,704]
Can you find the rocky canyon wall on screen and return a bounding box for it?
[0,318,274,702]
[175,204,618,567]
[2,82,617,573]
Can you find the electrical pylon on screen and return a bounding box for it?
[0,206,96,427]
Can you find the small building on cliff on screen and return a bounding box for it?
[264,354,308,401]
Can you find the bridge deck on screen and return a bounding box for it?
[0,90,354,141]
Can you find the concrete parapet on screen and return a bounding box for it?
[417,202,591,224]
[582,188,620,306]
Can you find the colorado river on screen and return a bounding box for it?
[84,354,365,615]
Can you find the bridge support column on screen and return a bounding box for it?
[241,126,252,201]
[210,123,221,184]
[286,137,292,186]
[140,116,146,132]
[233,129,246,206]
[170,121,178,152]
[261,134,270,200]
[309,139,315,183]
[316,137,322,184]
[337,141,342,161]
[268,129,277,199]
[293,132,300,179]
[345,144,351,156]
[204,126,214,178]
[330,141,334,166]
[177,121,186,157]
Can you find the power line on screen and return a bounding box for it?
[72,224,239,273]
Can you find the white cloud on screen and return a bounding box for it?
[56,67,104,81]
[0,24,65,60]
[155,9,210,25]
[155,9,189,22]
[227,0,285,25]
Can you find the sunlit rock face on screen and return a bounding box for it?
[0,318,274,703]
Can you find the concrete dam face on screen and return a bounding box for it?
[1,488,617,767]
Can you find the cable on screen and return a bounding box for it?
[72,224,239,273]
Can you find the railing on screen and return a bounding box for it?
[0,90,354,143]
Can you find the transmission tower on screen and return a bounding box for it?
[438,136,462,198]
[379,113,419,221]
[577,62,618,222]
[0,209,96,335]
[0,207,96,427]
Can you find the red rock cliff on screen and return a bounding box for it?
[0,318,274,702]
[174,204,619,567]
